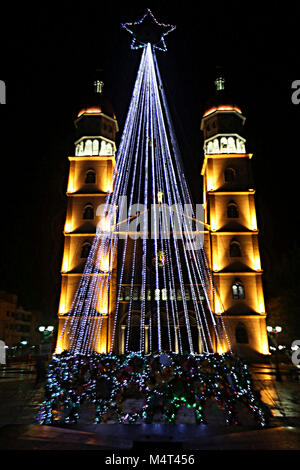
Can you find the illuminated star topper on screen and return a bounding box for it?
[121,9,176,52]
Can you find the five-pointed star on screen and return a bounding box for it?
[121,9,176,51]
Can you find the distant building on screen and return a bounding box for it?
[0,290,41,349]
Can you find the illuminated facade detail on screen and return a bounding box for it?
[201,94,268,357]
[56,83,118,353]
[85,169,96,184]
[232,280,245,299]
[227,201,239,218]
[204,134,246,155]
[80,242,91,259]
[75,137,115,156]
[202,105,242,118]
[83,204,94,220]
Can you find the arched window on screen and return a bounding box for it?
[230,239,241,257]
[92,139,99,155]
[85,169,96,184]
[84,139,92,155]
[100,140,108,155]
[207,141,214,154]
[232,279,245,299]
[177,289,182,301]
[79,141,84,155]
[236,323,248,344]
[133,287,139,301]
[227,137,236,153]
[220,137,228,153]
[213,138,219,153]
[224,167,236,183]
[124,287,130,301]
[119,286,124,301]
[227,201,239,218]
[83,204,94,220]
[80,243,91,258]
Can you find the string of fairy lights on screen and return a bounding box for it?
[121,8,176,51]
[38,351,269,427]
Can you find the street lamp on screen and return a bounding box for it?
[38,325,55,357]
[38,326,54,338]
[267,325,282,382]
[267,325,282,334]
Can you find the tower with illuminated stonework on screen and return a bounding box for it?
[200,75,269,357]
[56,80,119,353]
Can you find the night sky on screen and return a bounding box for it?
[0,4,299,321]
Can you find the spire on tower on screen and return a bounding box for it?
[93,68,104,94]
[94,79,104,94]
[214,65,225,91]
[215,76,225,91]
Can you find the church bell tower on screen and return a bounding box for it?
[56,79,119,353]
[200,74,269,358]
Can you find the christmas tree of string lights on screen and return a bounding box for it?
[57,9,231,356]
[38,11,270,428]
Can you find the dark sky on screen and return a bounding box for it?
[0,3,299,319]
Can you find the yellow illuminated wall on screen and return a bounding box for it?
[67,157,115,194]
[209,193,258,232]
[56,146,117,354]
[201,149,268,357]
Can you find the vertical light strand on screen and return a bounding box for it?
[147,43,161,352]
[149,49,194,353]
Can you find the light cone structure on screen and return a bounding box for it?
[57,43,231,356]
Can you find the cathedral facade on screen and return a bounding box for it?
[56,78,268,359]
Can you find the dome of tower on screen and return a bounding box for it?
[74,79,118,145]
[77,79,117,120]
[77,93,117,120]
[202,73,242,117]
[202,103,242,118]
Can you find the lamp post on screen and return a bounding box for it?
[38,326,54,337]
[267,325,282,382]
[38,326,54,356]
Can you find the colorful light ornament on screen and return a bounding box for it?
[121,9,176,51]
[152,249,167,268]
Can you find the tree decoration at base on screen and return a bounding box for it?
[37,352,270,427]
